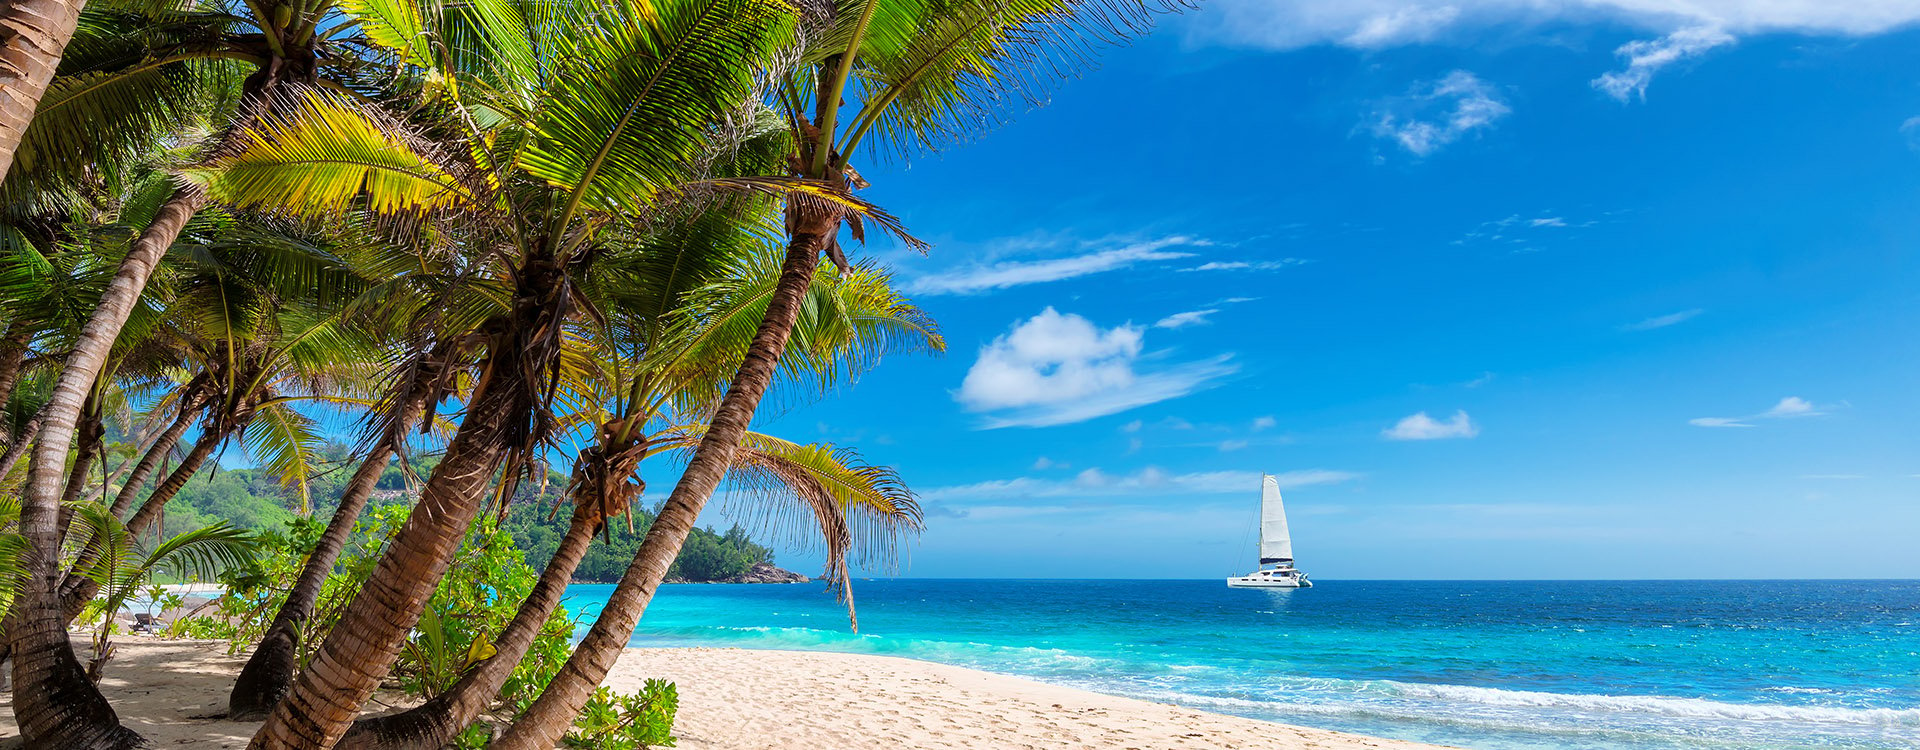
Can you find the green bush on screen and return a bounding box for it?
[562,681,678,750]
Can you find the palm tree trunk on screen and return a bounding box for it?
[58,421,224,622]
[229,358,441,720]
[105,395,201,518]
[6,183,198,750]
[0,400,47,475]
[0,0,90,186]
[492,214,835,750]
[227,440,397,720]
[53,401,103,533]
[0,318,34,441]
[335,500,604,749]
[247,367,523,749]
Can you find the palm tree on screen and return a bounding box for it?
[62,502,258,680]
[52,234,374,623]
[175,2,901,743]
[6,183,189,749]
[226,346,447,720]
[332,224,939,748]
[0,0,89,184]
[3,0,383,735]
[494,2,1175,745]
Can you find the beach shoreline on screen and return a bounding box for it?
[0,638,1449,749]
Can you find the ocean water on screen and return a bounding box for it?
[557,579,1920,750]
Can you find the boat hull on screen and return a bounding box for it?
[1226,574,1312,588]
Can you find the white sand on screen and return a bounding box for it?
[1,639,1449,749]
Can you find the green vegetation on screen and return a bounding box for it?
[0,0,1164,744]
[146,444,785,584]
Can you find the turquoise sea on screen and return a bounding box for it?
[559,579,1920,750]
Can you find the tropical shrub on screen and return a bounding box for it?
[562,681,679,750]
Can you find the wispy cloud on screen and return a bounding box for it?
[1456,212,1594,249]
[957,308,1237,428]
[1154,309,1220,329]
[1593,26,1735,102]
[905,236,1206,295]
[1622,308,1703,331]
[1371,70,1510,157]
[1188,2,1920,107]
[1179,258,1309,272]
[1189,2,1919,52]
[1903,117,1920,153]
[1384,410,1479,440]
[1252,415,1277,430]
[1343,4,1461,47]
[921,467,1362,502]
[1690,396,1827,428]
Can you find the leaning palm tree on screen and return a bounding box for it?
[0,0,89,184]
[225,340,451,719]
[3,0,378,734]
[182,2,903,744]
[331,213,939,748]
[494,2,1177,744]
[51,230,374,620]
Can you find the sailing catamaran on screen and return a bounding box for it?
[1226,474,1312,588]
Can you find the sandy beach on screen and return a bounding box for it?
[0,638,1448,749]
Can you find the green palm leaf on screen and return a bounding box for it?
[519,0,796,224]
[184,87,481,217]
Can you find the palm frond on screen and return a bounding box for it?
[840,0,1187,161]
[519,0,796,224]
[137,521,258,585]
[183,87,482,218]
[710,430,921,629]
[245,401,324,514]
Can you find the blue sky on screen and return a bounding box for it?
[722,0,1920,581]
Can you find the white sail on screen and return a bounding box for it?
[1259,474,1293,564]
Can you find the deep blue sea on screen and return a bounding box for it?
[557,579,1920,750]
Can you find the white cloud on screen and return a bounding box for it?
[1191,1,1920,52]
[1154,309,1220,329]
[957,308,1237,428]
[1903,117,1920,152]
[1344,4,1463,46]
[921,467,1363,502]
[1219,439,1249,451]
[1252,415,1277,430]
[1032,456,1066,470]
[1463,371,1496,388]
[1180,259,1309,272]
[1622,308,1703,331]
[1688,417,1752,428]
[1690,396,1827,427]
[906,236,1205,295]
[1189,2,1920,101]
[1763,396,1820,418]
[1121,419,1143,433]
[1592,26,1735,102]
[1384,410,1480,440]
[1371,71,1510,156]
[1530,217,1568,227]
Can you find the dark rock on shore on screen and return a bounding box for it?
[664,562,809,584]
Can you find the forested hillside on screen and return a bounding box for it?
[137,442,786,583]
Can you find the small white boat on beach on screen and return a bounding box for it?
[1226,474,1312,588]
